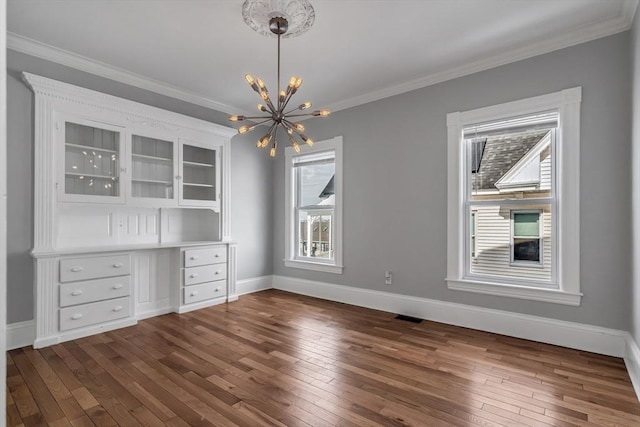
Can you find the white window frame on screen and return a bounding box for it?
[446,87,582,306]
[284,136,343,274]
[510,210,543,266]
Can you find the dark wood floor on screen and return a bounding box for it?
[6,289,640,426]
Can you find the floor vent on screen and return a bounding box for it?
[394,314,423,323]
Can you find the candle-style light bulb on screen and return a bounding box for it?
[300,134,313,147]
[299,102,312,110]
[229,115,246,122]
[257,104,268,112]
[238,125,252,134]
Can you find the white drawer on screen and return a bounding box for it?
[59,296,130,331]
[184,264,227,286]
[60,254,130,283]
[59,276,131,307]
[184,247,226,267]
[183,281,227,305]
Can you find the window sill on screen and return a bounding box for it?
[284,259,343,274]
[446,278,582,306]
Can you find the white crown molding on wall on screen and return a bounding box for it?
[7,0,639,116]
[7,33,245,116]
[324,0,639,113]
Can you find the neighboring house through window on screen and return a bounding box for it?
[285,136,343,273]
[446,88,582,305]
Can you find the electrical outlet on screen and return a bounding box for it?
[385,271,393,285]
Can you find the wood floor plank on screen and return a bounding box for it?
[6,289,640,426]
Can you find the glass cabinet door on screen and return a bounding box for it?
[131,134,176,201]
[179,142,219,207]
[62,120,123,201]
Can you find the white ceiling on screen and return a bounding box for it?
[7,0,638,116]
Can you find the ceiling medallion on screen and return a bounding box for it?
[242,0,315,38]
[230,0,330,157]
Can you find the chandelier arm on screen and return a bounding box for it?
[283,105,309,115]
[244,119,274,133]
[282,119,303,134]
[283,112,315,118]
[242,115,275,120]
[262,94,277,114]
[280,91,296,113]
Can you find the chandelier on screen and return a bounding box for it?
[229,0,330,157]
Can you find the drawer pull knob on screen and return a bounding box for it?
[112,284,123,290]
[215,288,220,292]
[190,291,198,296]
[71,314,83,320]
[71,290,83,296]
[190,273,198,278]
[113,306,123,312]
[190,256,199,260]
[113,263,124,268]
[214,254,220,258]
[70,267,83,273]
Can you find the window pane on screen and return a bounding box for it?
[298,210,333,259]
[299,162,335,207]
[468,127,553,201]
[513,213,540,237]
[513,238,540,262]
[469,204,551,282]
[64,122,120,197]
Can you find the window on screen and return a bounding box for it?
[511,211,542,264]
[285,136,343,273]
[446,88,582,305]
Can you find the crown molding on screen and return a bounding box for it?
[8,0,639,116]
[8,32,245,116]
[325,0,638,113]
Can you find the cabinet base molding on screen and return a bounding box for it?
[176,295,229,314]
[136,306,174,321]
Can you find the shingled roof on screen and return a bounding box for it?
[471,130,548,191]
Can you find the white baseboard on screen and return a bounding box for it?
[625,334,640,400]
[273,275,628,358]
[7,320,35,350]
[236,275,274,296]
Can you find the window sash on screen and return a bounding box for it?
[295,207,335,262]
[463,121,557,287]
[293,150,336,262]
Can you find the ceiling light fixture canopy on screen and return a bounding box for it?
[230,0,330,157]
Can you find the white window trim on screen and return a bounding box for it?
[446,87,582,306]
[284,136,343,274]
[510,209,543,266]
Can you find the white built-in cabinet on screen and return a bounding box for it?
[24,73,238,348]
[58,115,221,209]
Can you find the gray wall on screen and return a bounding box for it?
[632,13,640,343]
[273,32,632,330]
[7,50,274,323]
